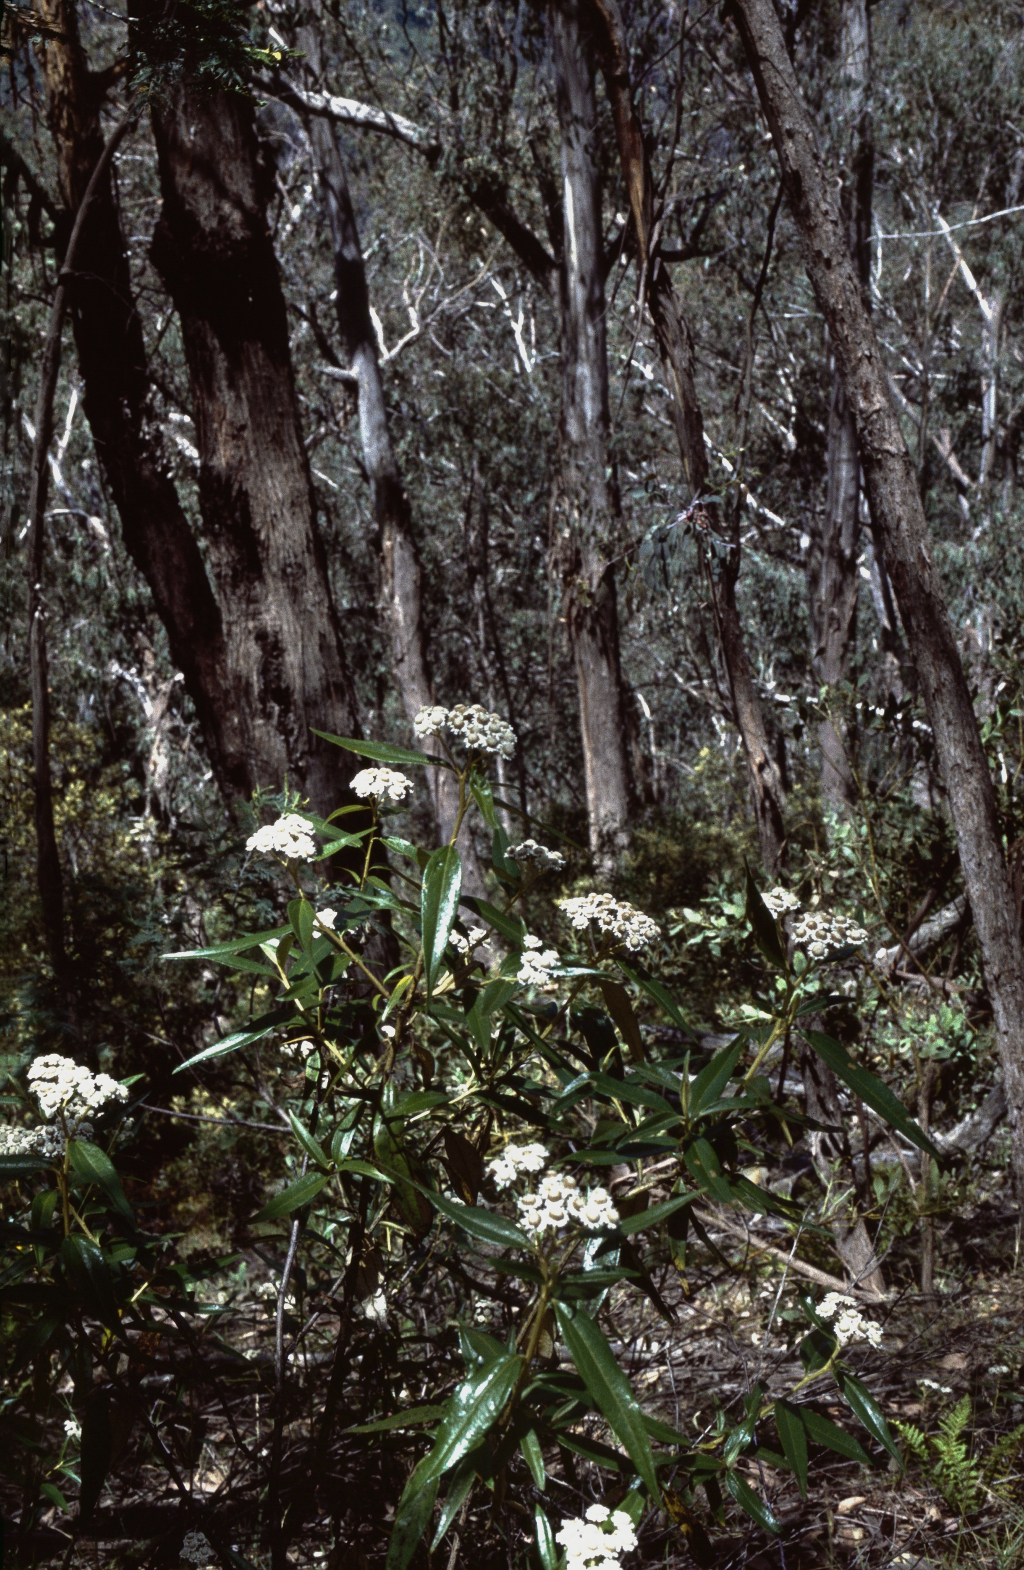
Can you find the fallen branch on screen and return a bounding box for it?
[692,1207,889,1303]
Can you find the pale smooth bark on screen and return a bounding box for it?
[732,0,1024,1201]
[552,0,635,872]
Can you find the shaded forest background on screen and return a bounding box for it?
[4,0,1024,1564]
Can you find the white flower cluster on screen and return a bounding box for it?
[317,907,338,931]
[413,703,516,759]
[762,886,801,918]
[560,893,659,952]
[517,935,560,988]
[245,814,317,862]
[180,1531,213,1565]
[63,1417,82,1441]
[507,839,566,872]
[0,1123,65,1158]
[791,911,868,960]
[817,1292,883,1349]
[350,766,413,803]
[450,926,487,955]
[518,1173,619,1235]
[556,1505,638,1570]
[487,1141,549,1190]
[28,1055,128,1124]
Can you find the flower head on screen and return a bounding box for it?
[517,1173,619,1235]
[487,1141,549,1189]
[817,1292,882,1348]
[791,911,868,960]
[181,1531,213,1566]
[246,814,317,862]
[762,886,801,917]
[350,767,414,804]
[507,838,566,872]
[63,1417,82,1441]
[317,908,338,931]
[517,935,561,988]
[559,893,659,951]
[413,703,516,758]
[27,1055,128,1125]
[450,926,487,956]
[555,1506,637,1570]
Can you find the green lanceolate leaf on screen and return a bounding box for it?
[431,1453,478,1549]
[162,926,289,960]
[725,1470,780,1535]
[745,866,786,968]
[253,1171,330,1222]
[0,1153,49,1179]
[836,1370,902,1468]
[598,980,645,1062]
[469,770,497,827]
[67,1140,133,1221]
[683,1137,735,1204]
[60,1236,120,1329]
[421,844,463,998]
[797,1407,871,1465]
[535,1504,559,1570]
[288,1113,330,1172]
[345,1405,445,1435]
[425,1186,531,1249]
[774,1400,809,1498]
[803,1030,940,1161]
[688,1039,742,1117]
[386,1458,440,1570]
[421,1352,524,1481]
[314,730,448,770]
[520,1425,546,1488]
[617,1192,698,1235]
[553,1303,660,1498]
[173,1006,294,1072]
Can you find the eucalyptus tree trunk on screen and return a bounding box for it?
[732,0,1024,1203]
[33,0,244,802]
[295,19,484,886]
[149,84,361,817]
[552,0,634,874]
[812,0,874,812]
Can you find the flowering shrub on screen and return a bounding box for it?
[0,710,943,1566]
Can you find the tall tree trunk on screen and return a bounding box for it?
[584,0,786,880]
[731,0,1024,1203]
[148,84,361,818]
[33,0,255,802]
[552,0,634,874]
[812,0,873,812]
[294,18,486,887]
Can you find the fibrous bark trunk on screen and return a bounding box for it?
[552,0,634,874]
[732,0,1024,1203]
[149,83,361,817]
[811,0,873,812]
[294,18,484,886]
[33,0,249,803]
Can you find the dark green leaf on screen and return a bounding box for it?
[774,1400,809,1498]
[745,867,786,968]
[162,926,289,960]
[386,1458,439,1570]
[173,1006,294,1072]
[421,1353,523,1480]
[836,1370,902,1468]
[617,962,693,1031]
[421,845,463,997]
[426,1188,531,1249]
[288,1113,330,1172]
[431,1453,478,1549]
[803,1031,940,1160]
[253,1172,329,1221]
[535,1504,558,1570]
[553,1303,660,1498]
[520,1426,546,1488]
[725,1470,780,1534]
[315,730,448,770]
[461,898,526,946]
[40,1481,69,1512]
[589,1072,672,1113]
[598,980,645,1062]
[617,1192,698,1235]
[345,1405,445,1435]
[0,1154,49,1179]
[469,771,497,828]
[67,1141,133,1221]
[688,1040,742,1117]
[60,1236,120,1328]
[797,1407,871,1465]
[683,1138,735,1204]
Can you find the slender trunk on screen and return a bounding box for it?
[732,0,1024,1203]
[149,83,361,817]
[33,0,244,800]
[552,0,634,874]
[813,0,873,813]
[584,0,786,878]
[25,105,134,1002]
[294,22,485,886]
